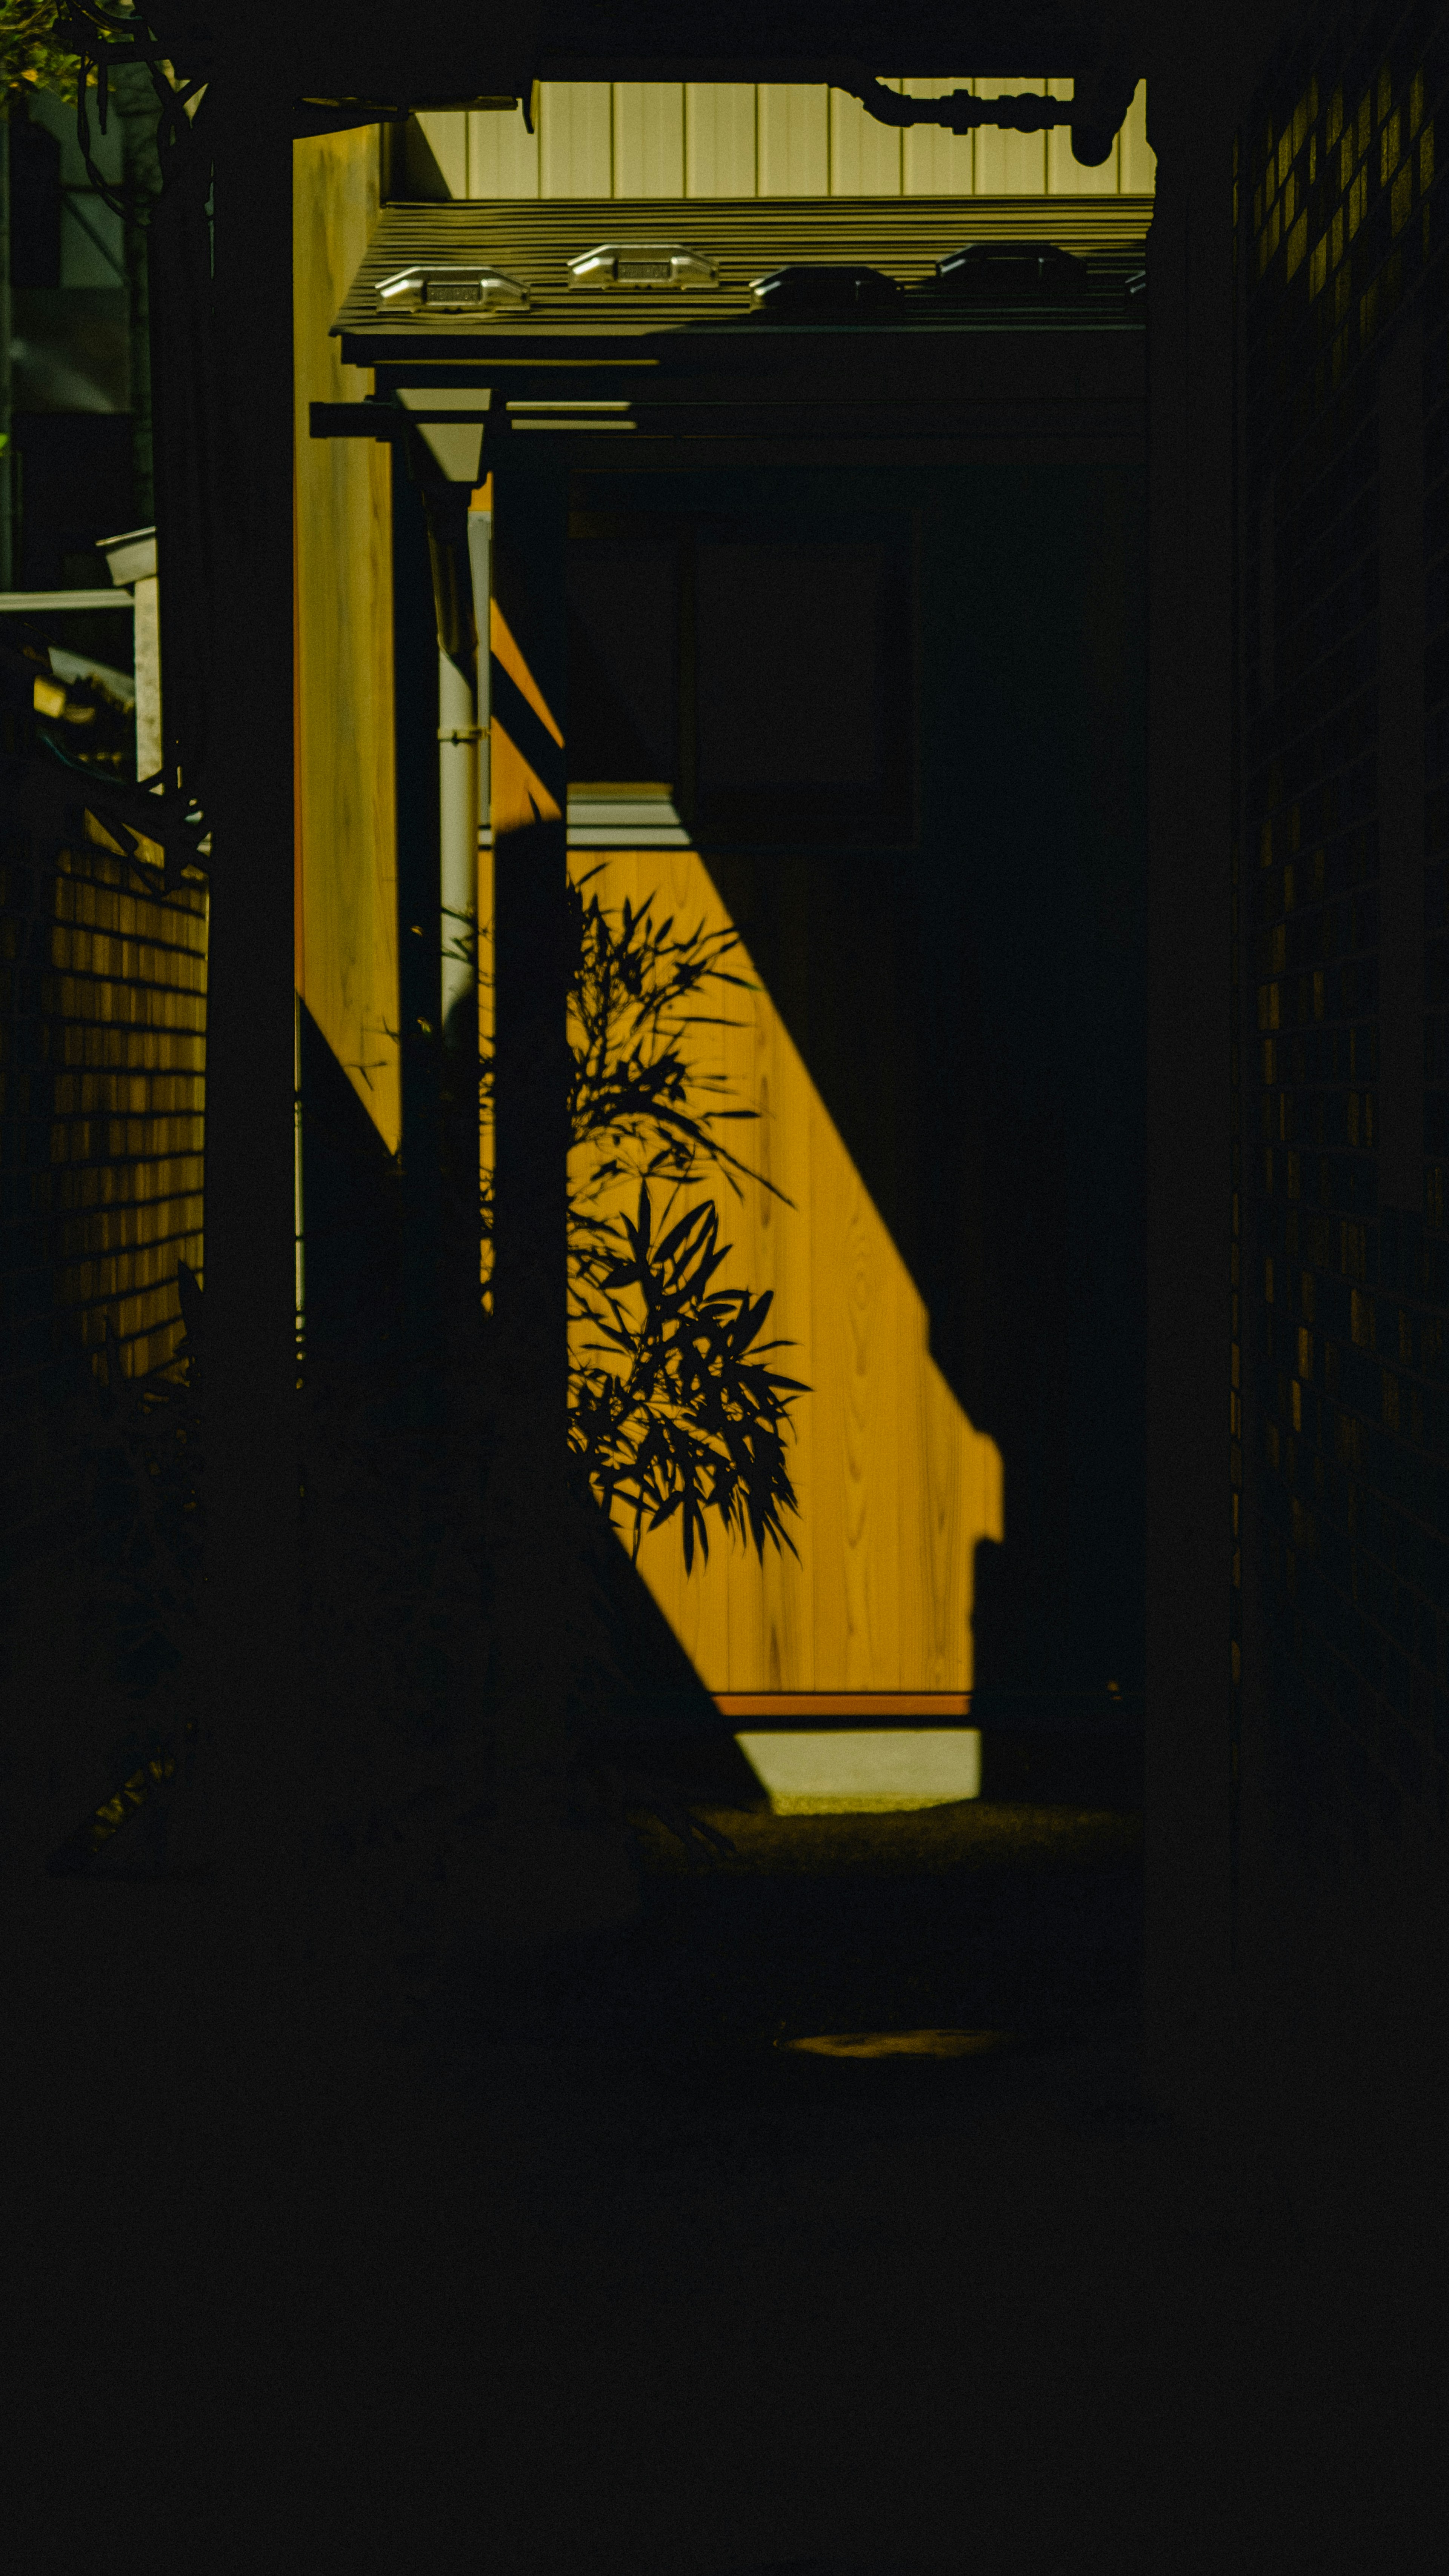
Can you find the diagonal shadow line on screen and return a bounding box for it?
[489,653,567,812]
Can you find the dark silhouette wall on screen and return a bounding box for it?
[1237,3,1448,1884]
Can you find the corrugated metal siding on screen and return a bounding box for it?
[420,77,1156,204]
[334,198,1151,351]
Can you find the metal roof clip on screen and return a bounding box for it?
[566,243,720,289]
[375,266,531,315]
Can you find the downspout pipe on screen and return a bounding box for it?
[398,404,489,1338]
[828,49,1142,169]
[396,403,489,1067]
[440,492,492,1056]
[438,639,480,1054]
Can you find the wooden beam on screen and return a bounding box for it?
[197,92,302,1972]
[473,453,642,1942]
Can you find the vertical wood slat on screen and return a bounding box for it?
[733,898,813,1695]
[685,84,757,196]
[292,126,399,1156]
[565,850,1000,1698]
[613,83,685,197]
[973,76,1049,195]
[900,78,977,195]
[757,86,830,196]
[538,82,612,197]
[414,106,467,198]
[467,102,540,198]
[822,1151,903,1689]
[829,81,904,197]
[417,83,1155,203]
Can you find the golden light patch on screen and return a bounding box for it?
[778,2029,1008,2060]
[491,718,562,833]
[767,1794,971,1814]
[489,598,564,746]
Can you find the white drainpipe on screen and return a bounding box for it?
[439,490,492,1049]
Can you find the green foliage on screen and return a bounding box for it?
[0,6,83,95]
[2,2,163,96]
[472,864,811,1574]
[573,1182,808,1575]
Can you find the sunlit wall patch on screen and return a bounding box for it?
[734,1727,981,1812]
[778,2029,1008,2058]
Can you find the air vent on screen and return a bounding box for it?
[749,265,903,317]
[568,243,720,289]
[933,243,1088,302]
[375,266,530,315]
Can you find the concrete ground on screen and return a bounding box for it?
[11,1795,1443,2576]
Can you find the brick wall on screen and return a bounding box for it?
[1,819,206,1581]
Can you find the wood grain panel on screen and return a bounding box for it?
[731,903,813,1693]
[717,1693,971,1718]
[563,848,1002,1697]
[292,125,399,1154]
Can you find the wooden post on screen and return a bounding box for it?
[394,455,445,1402]
[195,92,304,1986]
[473,453,640,1945]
